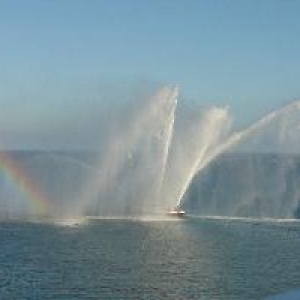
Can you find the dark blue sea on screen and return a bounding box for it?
[1,218,300,299]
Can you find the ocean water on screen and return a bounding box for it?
[1,218,300,299]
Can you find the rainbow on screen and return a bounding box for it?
[0,151,51,216]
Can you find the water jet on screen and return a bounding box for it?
[2,87,300,221]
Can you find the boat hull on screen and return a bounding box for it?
[167,210,185,217]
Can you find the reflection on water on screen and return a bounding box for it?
[1,218,300,299]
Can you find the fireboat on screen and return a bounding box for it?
[167,206,185,217]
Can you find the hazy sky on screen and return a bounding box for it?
[1,0,300,149]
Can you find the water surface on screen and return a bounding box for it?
[1,217,300,299]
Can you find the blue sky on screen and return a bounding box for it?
[1,0,300,149]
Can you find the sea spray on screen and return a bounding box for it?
[2,86,300,220]
[72,86,179,217]
[176,99,300,208]
[160,105,231,211]
[154,86,178,208]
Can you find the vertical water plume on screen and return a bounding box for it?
[155,86,178,203]
[160,105,232,211]
[71,85,179,217]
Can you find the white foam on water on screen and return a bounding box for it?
[189,215,300,224]
[53,217,88,227]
